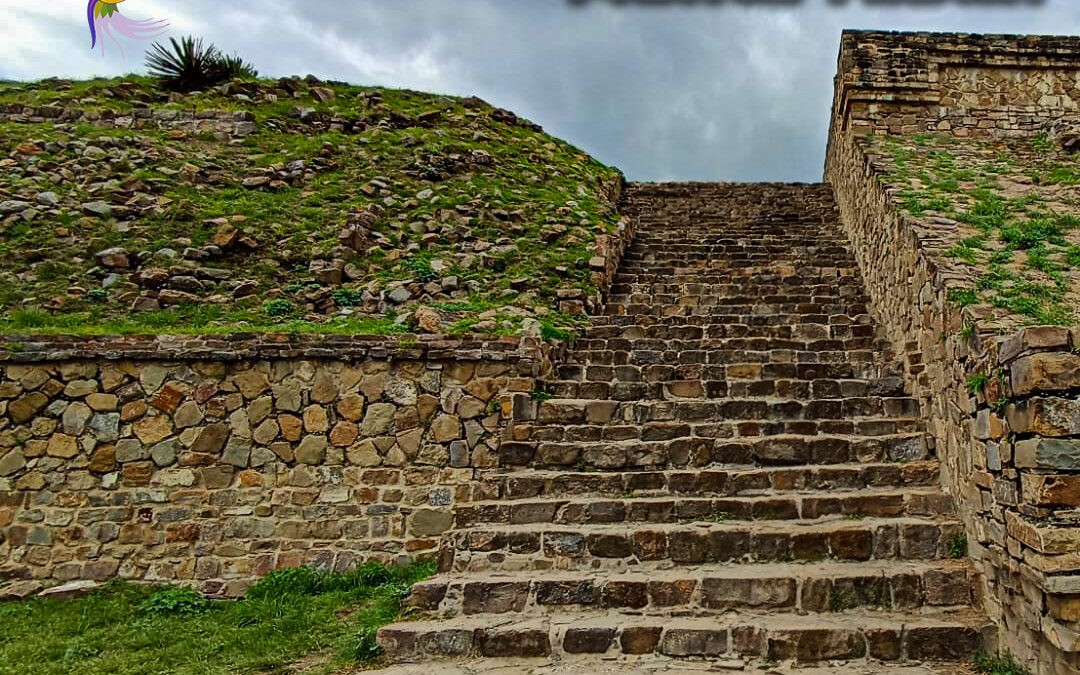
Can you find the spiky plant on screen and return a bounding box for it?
[145,36,222,91]
[217,53,258,80]
[145,36,257,92]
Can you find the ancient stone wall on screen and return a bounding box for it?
[0,334,556,596]
[0,104,259,137]
[828,31,1080,674]
[828,30,1080,145]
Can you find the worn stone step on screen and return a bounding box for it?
[589,314,876,328]
[441,516,965,572]
[475,461,941,501]
[545,374,907,400]
[564,344,891,364]
[378,609,993,663]
[454,487,953,529]
[555,360,901,384]
[606,304,871,318]
[407,560,978,618]
[523,419,926,446]
[503,432,931,469]
[572,334,880,350]
[582,322,878,340]
[535,398,922,424]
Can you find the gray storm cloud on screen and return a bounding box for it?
[2,0,1078,181]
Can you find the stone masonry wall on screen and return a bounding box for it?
[828,30,1080,147]
[0,334,556,597]
[828,32,1080,674]
[0,105,259,137]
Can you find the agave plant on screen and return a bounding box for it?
[145,36,257,92]
[217,54,258,80]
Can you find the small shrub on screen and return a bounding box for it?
[403,255,438,283]
[262,299,294,318]
[87,288,109,303]
[974,650,1030,675]
[139,587,211,616]
[948,531,969,559]
[331,288,362,308]
[530,387,553,402]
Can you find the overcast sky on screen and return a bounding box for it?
[2,0,1077,181]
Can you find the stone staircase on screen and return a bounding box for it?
[377,183,995,667]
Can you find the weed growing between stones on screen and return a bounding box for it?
[948,531,969,559]
[966,373,990,394]
[827,587,854,612]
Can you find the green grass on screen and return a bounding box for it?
[879,134,1078,327]
[0,560,435,675]
[973,651,1030,675]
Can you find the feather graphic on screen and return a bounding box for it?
[87,0,169,54]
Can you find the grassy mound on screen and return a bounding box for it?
[871,132,1080,330]
[0,76,623,336]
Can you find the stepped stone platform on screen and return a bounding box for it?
[377,183,995,668]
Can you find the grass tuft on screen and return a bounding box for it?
[974,651,1031,675]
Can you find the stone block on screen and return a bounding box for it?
[463,582,529,614]
[1011,353,1080,396]
[660,628,728,656]
[477,627,550,657]
[1015,438,1080,470]
[563,627,614,654]
[619,626,662,654]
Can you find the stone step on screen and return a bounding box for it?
[567,337,887,354]
[618,251,860,262]
[606,304,871,318]
[475,461,941,501]
[581,324,877,339]
[441,516,965,572]
[454,487,953,528]
[503,432,931,469]
[407,560,978,618]
[378,610,993,663]
[561,349,892,369]
[555,360,901,384]
[588,314,876,328]
[534,397,922,424]
[607,286,869,300]
[544,378,907,400]
[620,240,850,246]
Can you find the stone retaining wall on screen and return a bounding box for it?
[0,334,557,596]
[828,31,1080,674]
[0,104,257,137]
